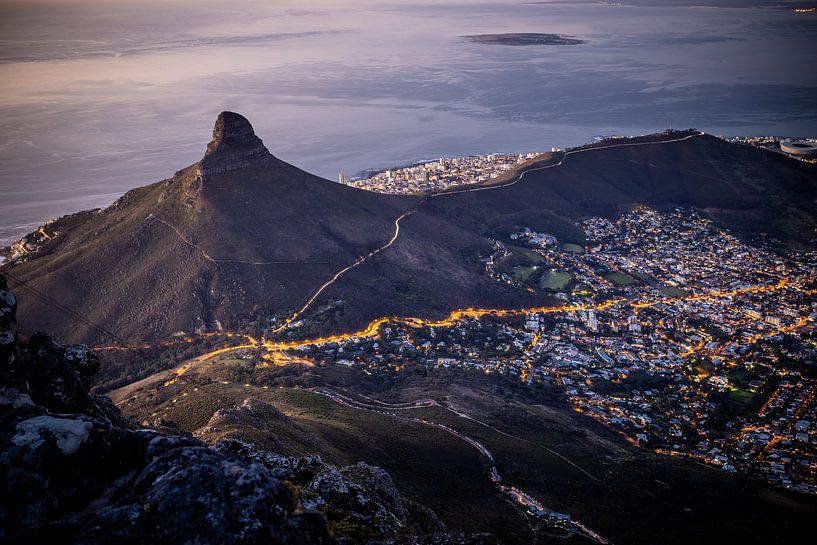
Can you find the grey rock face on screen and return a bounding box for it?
[198,111,273,177]
[0,274,17,362]
[2,329,126,426]
[80,446,327,545]
[214,438,327,483]
[0,276,126,426]
[342,462,408,523]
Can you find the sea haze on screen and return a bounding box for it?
[1,0,816,245]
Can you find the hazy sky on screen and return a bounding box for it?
[1,0,816,245]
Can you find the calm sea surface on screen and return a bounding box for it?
[1,0,816,244]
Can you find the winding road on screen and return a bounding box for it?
[311,387,612,544]
[271,204,423,333]
[273,131,705,331]
[147,132,704,334]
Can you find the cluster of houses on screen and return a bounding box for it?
[345,152,543,194]
[288,207,816,494]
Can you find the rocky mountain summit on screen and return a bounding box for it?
[198,111,274,177]
[0,274,496,545]
[0,112,415,345]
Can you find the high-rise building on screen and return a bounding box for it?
[338,172,346,184]
[586,309,598,332]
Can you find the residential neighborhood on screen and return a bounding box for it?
[342,152,547,194]
[285,207,817,494]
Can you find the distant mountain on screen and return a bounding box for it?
[3,113,816,345]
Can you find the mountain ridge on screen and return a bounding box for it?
[3,114,816,346]
[1,113,420,343]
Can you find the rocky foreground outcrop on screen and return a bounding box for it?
[0,274,495,545]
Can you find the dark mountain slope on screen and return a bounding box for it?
[423,133,817,246]
[300,204,546,336]
[3,118,816,345]
[2,113,416,343]
[295,132,817,330]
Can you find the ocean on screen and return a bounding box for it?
[1,0,815,245]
